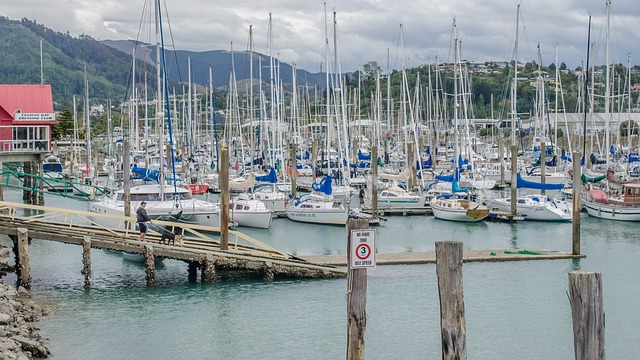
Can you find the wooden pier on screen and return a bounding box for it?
[0,201,346,288]
[302,248,585,266]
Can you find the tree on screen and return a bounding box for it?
[52,107,73,140]
[361,61,382,81]
[560,62,567,71]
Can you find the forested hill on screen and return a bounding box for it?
[0,17,132,107]
[0,16,325,110]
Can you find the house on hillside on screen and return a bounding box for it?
[0,84,57,152]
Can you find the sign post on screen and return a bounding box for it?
[346,218,372,360]
[350,229,376,269]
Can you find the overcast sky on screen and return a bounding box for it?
[4,0,638,73]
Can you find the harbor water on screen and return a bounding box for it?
[1,189,639,359]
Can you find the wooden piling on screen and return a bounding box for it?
[123,140,131,218]
[510,144,518,215]
[540,141,546,195]
[188,261,198,282]
[16,228,31,289]
[435,241,467,360]
[82,236,91,288]
[37,157,44,205]
[202,254,216,283]
[0,161,3,202]
[144,245,156,287]
[219,146,229,250]
[22,162,31,202]
[568,271,605,360]
[572,151,581,255]
[346,218,369,360]
[498,139,505,186]
[311,138,318,182]
[371,146,378,220]
[263,261,275,282]
[290,143,297,200]
[407,142,415,190]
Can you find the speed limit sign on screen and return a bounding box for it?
[350,229,376,269]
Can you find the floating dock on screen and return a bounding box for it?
[302,248,585,266]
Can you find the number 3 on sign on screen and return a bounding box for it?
[350,229,376,269]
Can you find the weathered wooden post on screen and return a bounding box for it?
[572,151,581,255]
[188,261,198,282]
[123,140,131,220]
[568,271,604,360]
[540,141,546,195]
[510,144,518,215]
[0,161,4,202]
[81,236,91,288]
[311,138,318,182]
[144,245,156,286]
[15,228,31,289]
[435,241,467,360]
[219,146,229,250]
[263,261,275,282]
[498,139,505,186]
[290,143,297,200]
[371,146,378,220]
[346,218,371,360]
[22,162,31,202]
[201,254,216,283]
[37,156,45,205]
[407,142,415,190]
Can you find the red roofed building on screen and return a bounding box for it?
[0,84,58,152]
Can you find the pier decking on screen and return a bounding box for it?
[0,201,346,287]
[302,248,584,266]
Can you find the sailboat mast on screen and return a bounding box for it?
[511,4,520,147]
[84,63,92,176]
[155,0,165,194]
[604,0,611,167]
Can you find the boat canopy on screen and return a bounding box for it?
[516,173,564,190]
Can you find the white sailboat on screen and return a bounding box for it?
[486,194,572,221]
[230,196,273,229]
[431,193,489,222]
[286,175,348,226]
[89,184,220,228]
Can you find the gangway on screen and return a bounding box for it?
[0,201,345,287]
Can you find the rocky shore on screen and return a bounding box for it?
[0,245,52,359]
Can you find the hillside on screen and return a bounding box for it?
[101,40,325,89]
[0,17,132,108]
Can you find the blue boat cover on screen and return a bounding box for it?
[312,175,333,195]
[516,173,563,190]
[255,168,278,183]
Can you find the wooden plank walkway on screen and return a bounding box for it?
[0,201,346,281]
[302,249,585,266]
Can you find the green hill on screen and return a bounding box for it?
[0,16,134,108]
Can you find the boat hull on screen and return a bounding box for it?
[231,211,273,229]
[286,209,348,225]
[486,198,572,221]
[583,201,640,221]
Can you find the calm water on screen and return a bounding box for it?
[1,189,638,359]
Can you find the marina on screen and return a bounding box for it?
[1,1,639,358]
[0,188,636,359]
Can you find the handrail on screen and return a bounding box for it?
[0,200,290,259]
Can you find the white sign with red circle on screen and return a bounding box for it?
[350,229,376,269]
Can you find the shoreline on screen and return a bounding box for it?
[0,245,51,359]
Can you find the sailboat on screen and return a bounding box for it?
[431,180,489,222]
[486,174,571,221]
[286,175,348,225]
